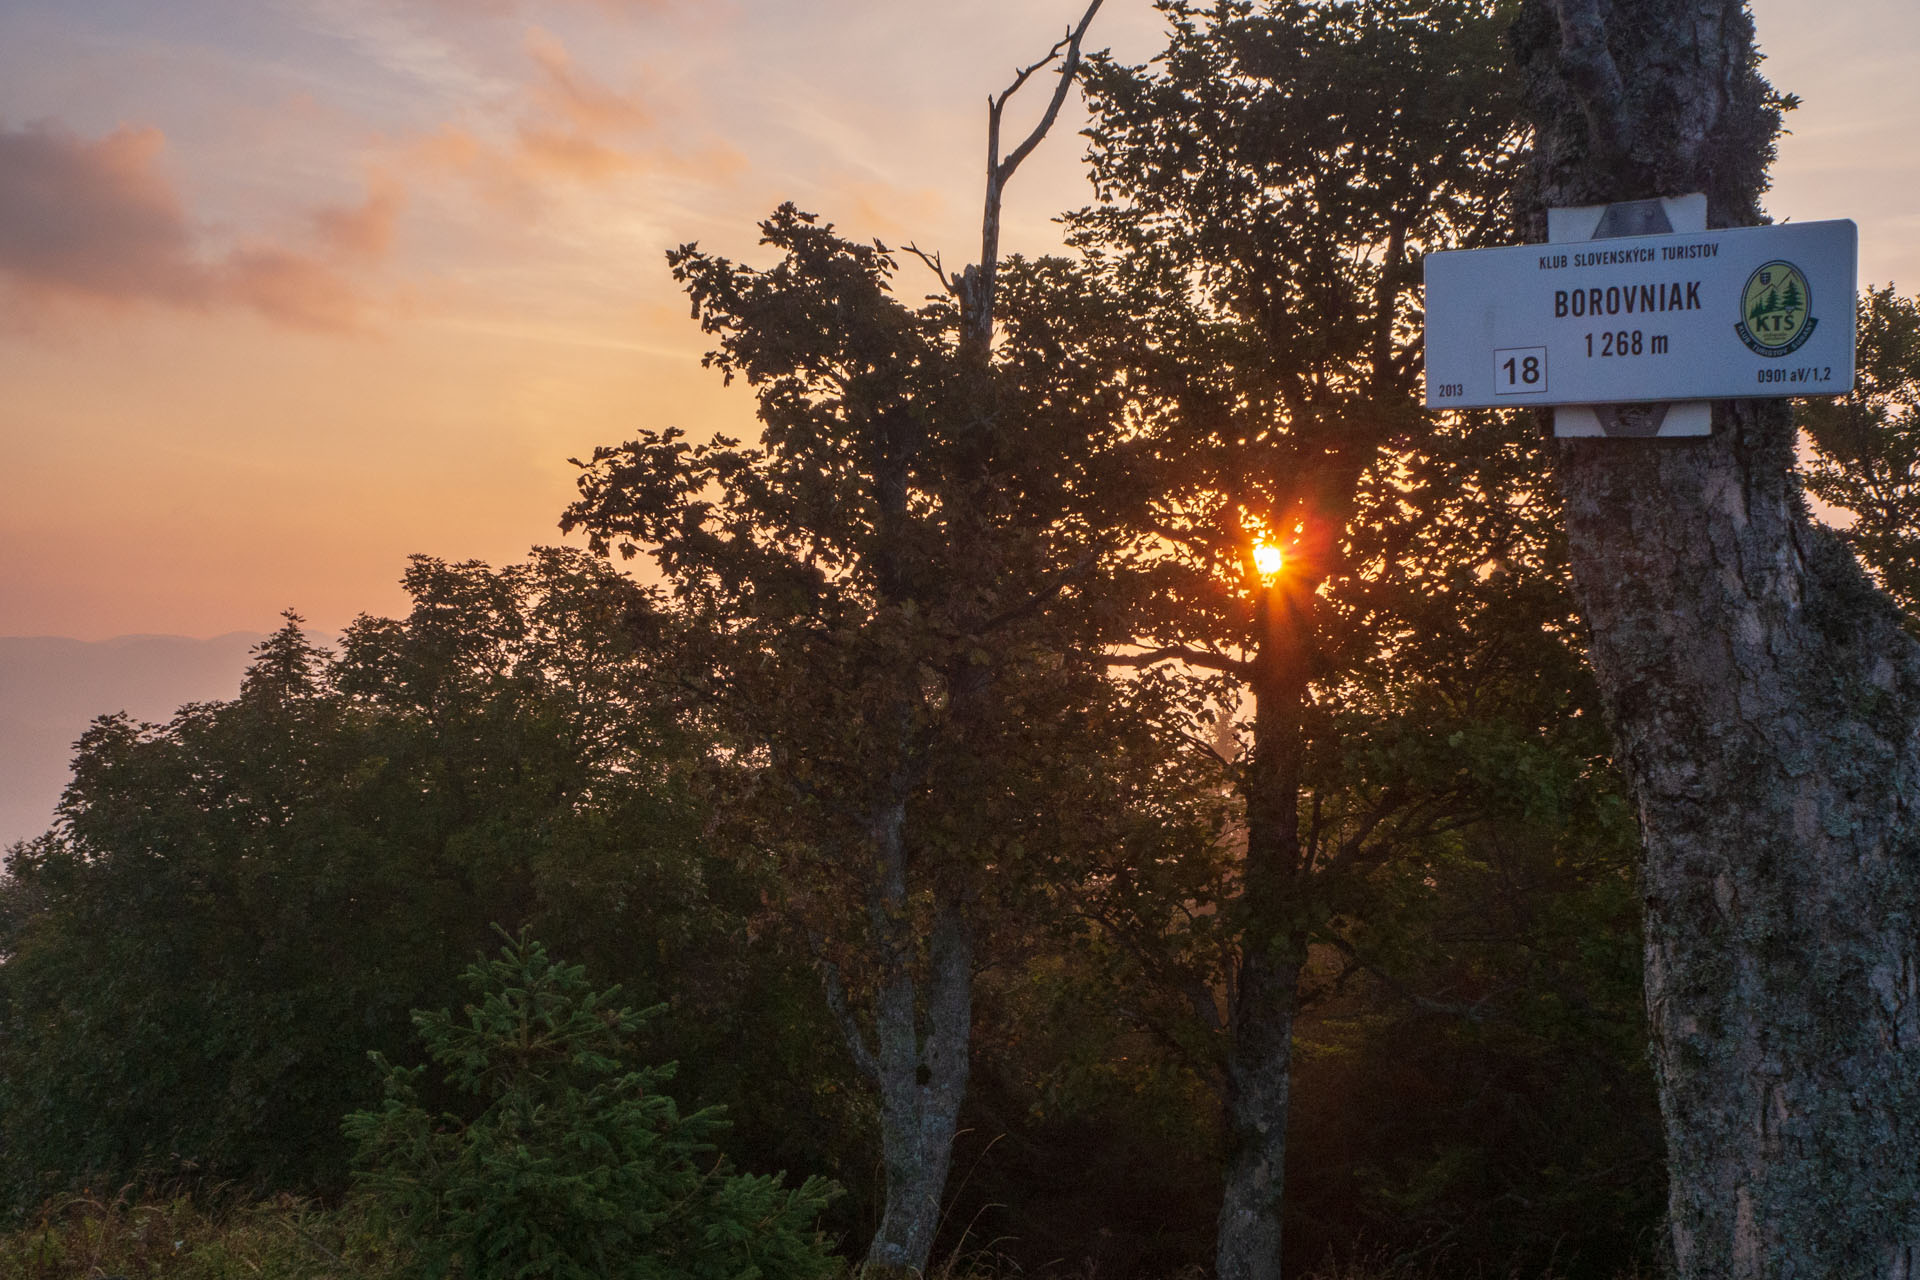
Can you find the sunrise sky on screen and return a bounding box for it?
[2,0,1916,642]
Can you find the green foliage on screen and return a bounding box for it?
[1062,0,1535,959]
[345,932,838,1280]
[563,203,1168,1269]
[1800,283,1920,615]
[1064,5,1661,1264]
[1287,407,1662,1276]
[1288,798,1661,1277]
[0,9,1695,1272]
[0,551,721,1209]
[0,1182,1657,1280]
[949,948,1225,1277]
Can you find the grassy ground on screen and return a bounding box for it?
[0,1191,394,1280]
[0,1191,1653,1279]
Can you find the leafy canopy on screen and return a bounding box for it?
[1800,284,1920,616]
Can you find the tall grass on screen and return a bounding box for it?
[0,1190,391,1279]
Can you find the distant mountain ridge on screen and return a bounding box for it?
[0,632,274,848]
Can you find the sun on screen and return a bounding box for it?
[1251,540,1285,582]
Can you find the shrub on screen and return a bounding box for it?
[344,931,839,1280]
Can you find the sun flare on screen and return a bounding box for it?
[1252,540,1285,582]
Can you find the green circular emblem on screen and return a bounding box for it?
[1737,259,1817,357]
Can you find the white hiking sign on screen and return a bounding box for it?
[1422,193,1857,438]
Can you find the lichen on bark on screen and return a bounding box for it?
[1512,2,1920,1275]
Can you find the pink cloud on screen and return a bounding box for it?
[513,126,641,179]
[0,121,396,331]
[218,246,367,330]
[311,173,406,261]
[403,31,739,206]
[524,27,651,134]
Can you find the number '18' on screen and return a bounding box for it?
[1503,355,1541,386]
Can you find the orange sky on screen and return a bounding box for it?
[1,0,1915,641]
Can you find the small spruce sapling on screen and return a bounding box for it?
[344,930,838,1280]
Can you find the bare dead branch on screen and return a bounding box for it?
[962,0,1106,359]
[902,241,956,296]
[993,0,1106,189]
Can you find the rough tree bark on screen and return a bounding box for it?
[835,787,974,1273]
[1514,2,1920,1273]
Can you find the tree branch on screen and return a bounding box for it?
[1371,212,1411,396]
[993,0,1106,189]
[963,0,1106,359]
[972,544,1104,636]
[1104,644,1253,679]
[1323,935,1505,1023]
[1320,784,1411,878]
[902,241,956,297]
[1066,895,1226,1039]
[817,956,882,1086]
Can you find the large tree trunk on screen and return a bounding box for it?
[1515,2,1920,1273]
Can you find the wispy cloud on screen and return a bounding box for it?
[0,120,397,330]
[296,0,510,101]
[402,28,741,209]
[523,26,650,133]
[511,25,654,179]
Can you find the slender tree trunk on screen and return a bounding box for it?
[865,896,973,1276]
[1217,586,1312,1280]
[828,788,975,1278]
[1515,2,1920,1273]
[1218,944,1302,1280]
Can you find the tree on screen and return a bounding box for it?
[1800,284,1920,616]
[1067,3,1525,1274]
[0,615,447,1202]
[345,932,838,1280]
[1513,3,1920,1273]
[0,551,721,1207]
[1279,405,1663,1276]
[563,10,1137,1270]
